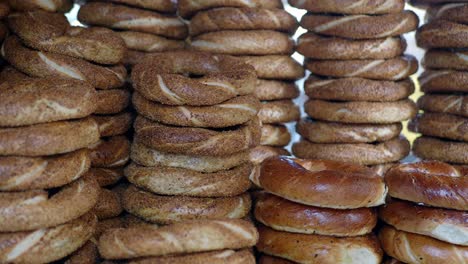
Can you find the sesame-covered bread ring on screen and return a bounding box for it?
[78,2,187,39]
[238,55,304,81]
[418,94,467,117]
[134,116,260,156]
[258,100,301,124]
[118,31,184,53]
[129,249,255,264]
[301,11,418,39]
[427,3,468,24]
[298,33,406,60]
[254,79,300,101]
[8,11,126,64]
[0,117,100,157]
[106,0,176,13]
[133,93,261,128]
[423,49,468,71]
[419,70,468,93]
[414,136,468,164]
[98,219,259,259]
[0,78,97,127]
[417,20,468,48]
[132,51,257,106]
[189,7,298,36]
[410,113,467,141]
[88,136,130,168]
[94,112,133,137]
[95,89,130,115]
[89,167,124,188]
[125,162,253,197]
[0,175,99,232]
[288,0,404,15]
[2,36,127,90]
[261,124,291,147]
[93,187,123,220]
[8,0,73,12]
[178,0,282,18]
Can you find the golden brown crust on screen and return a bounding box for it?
[418,94,467,117]
[292,137,410,165]
[419,70,468,93]
[133,92,261,128]
[410,113,467,141]
[423,49,468,71]
[417,20,468,48]
[305,76,414,102]
[288,0,404,14]
[255,193,377,236]
[118,31,184,52]
[254,79,300,101]
[385,161,468,210]
[379,199,468,245]
[0,117,100,156]
[131,51,257,106]
[178,0,282,18]
[258,100,300,124]
[190,30,294,56]
[93,188,123,220]
[94,112,133,137]
[0,212,97,264]
[78,2,187,39]
[0,149,90,192]
[379,225,468,264]
[131,141,250,172]
[89,167,124,187]
[305,99,417,124]
[257,226,383,264]
[261,124,291,147]
[89,136,130,168]
[9,12,126,64]
[0,176,99,232]
[106,0,176,13]
[249,146,290,165]
[2,36,127,90]
[125,162,252,197]
[98,219,259,259]
[123,185,251,224]
[305,56,418,81]
[0,78,97,127]
[252,157,387,209]
[427,3,468,24]
[413,136,468,164]
[95,89,130,115]
[298,33,405,60]
[129,249,255,264]
[297,118,402,143]
[189,7,298,36]
[301,11,418,39]
[238,55,304,81]
[8,0,73,12]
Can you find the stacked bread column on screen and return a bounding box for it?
[78,0,186,66]
[410,2,468,164]
[182,0,303,158]
[253,157,387,264]
[289,0,418,171]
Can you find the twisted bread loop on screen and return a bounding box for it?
[94,112,133,137]
[129,249,255,264]
[292,137,410,165]
[98,219,259,259]
[189,7,298,36]
[190,30,294,56]
[288,0,404,14]
[133,93,261,128]
[78,2,187,39]
[423,49,468,71]
[0,212,97,264]
[298,33,406,60]
[417,20,468,48]
[305,75,414,102]
[118,31,184,52]
[427,3,468,23]
[257,226,383,264]
[253,157,387,209]
[238,55,304,80]
[301,11,418,39]
[132,51,257,106]
[414,136,468,164]
[131,142,249,173]
[123,185,251,224]
[385,161,468,210]
[258,100,301,124]
[379,199,468,245]
[107,0,176,13]
[418,94,467,117]
[178,0,282,18]
[89,167,124,187]
[0,117,100,156]
[135,115,260,156]
[0,149,90,192]
[95,89,130,115]
[255,193,377,237]
[0,78,97,127]
[89,136,130,168]
[125,162,253,197]
[0,175,99,232]
[419,70,468,93]
[2,36,127,90]
[254,79,299,101]
[305,99,417,124]
[297,118,402,143]
[261,124,291,147]
[8,11,126,64]
[379,225,468,264]
[8,0,73,12]
[410,113,468,141]
[93,187,123,220]
[305,56,418,81]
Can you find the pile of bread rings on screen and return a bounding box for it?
[291,0,418,173]
[182,0,304,157]
[78,0,186,66]
[410,0,467,164]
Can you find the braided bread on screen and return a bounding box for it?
[385,161,468,210]
[9,11,125,64]
[118,31,184,52]
[293,137,410,165]
[178,0,282,18]
[427,3,468,24]
[106,0,176,13]
[413,136,468,164]
[418,94,467,117]
[411,113,467,141]
[2,36,127,90]
[94,112,133,137]
[89,136,130,168]
[129,249,255,264]
[125,162,252,197]
[420,70,468,93]
[254,79,299,101]
[417,20,468,48]
[258,100,301,124]
[132,51,256,106]
[253,157,387,209]
[238,55,304,80]
[423,49,468,71]
[98,219,258,259]
[8,0,72,12]
[288,0,404,14]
